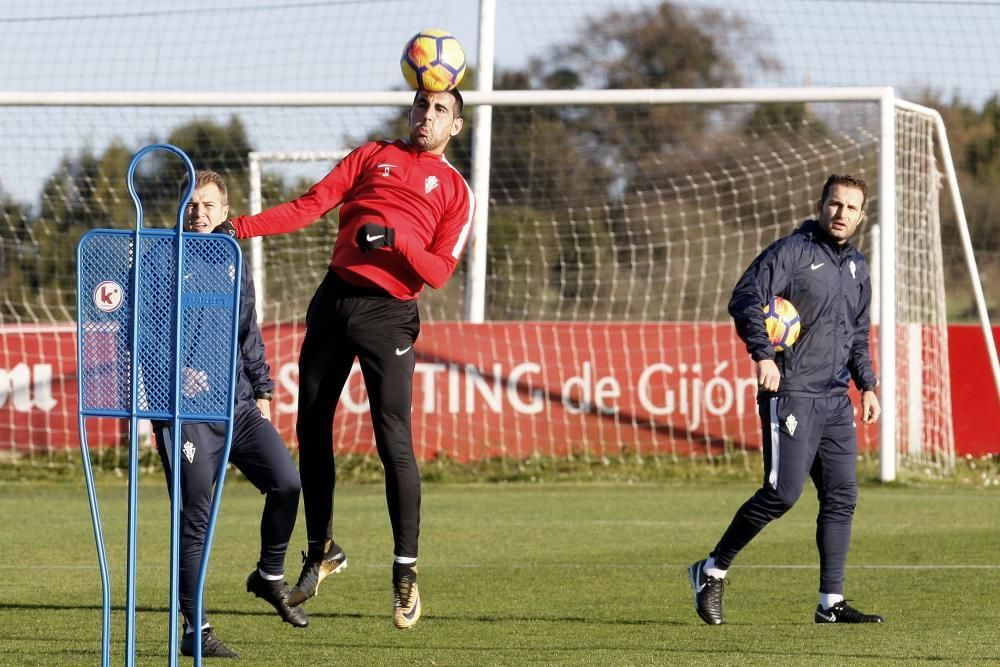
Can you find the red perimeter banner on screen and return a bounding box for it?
[1,323,997,459]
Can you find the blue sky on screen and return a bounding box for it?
[0,0,996,204]
[2,1,994,98]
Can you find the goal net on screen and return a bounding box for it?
[0,92,966,475]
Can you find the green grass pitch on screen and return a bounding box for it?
[2,477,999,665]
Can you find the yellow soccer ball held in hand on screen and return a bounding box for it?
[763,296,802,351]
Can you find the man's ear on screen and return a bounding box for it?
[450,116,464,137]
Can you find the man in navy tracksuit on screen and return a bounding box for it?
[154,171,305,658]
[688,174,884,625]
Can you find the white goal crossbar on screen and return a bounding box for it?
[246,150,349,320]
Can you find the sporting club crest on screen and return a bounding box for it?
[182,440,196,463]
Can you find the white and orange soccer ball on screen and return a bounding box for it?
[400,29,467,92]
[763,296,802,351]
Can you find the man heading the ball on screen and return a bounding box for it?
[688,174,883,626]
[221,89,473,629]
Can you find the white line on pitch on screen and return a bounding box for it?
[20,563,1000,571]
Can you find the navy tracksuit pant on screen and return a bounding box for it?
[156,406,300,630]
[710,394,858,594]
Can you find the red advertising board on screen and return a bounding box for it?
[947,324,1000,456]
[265,321,775,460]
[1,323,997,459]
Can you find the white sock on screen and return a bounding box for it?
[259,568,284,581]
[819,593,844,609]
[394,556,417,566]
[185,622,211,635]
[704,556,727,579]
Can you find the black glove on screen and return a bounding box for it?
[356,223,395,252]
[213,220,237,238]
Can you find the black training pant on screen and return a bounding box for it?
[297,270,421,559]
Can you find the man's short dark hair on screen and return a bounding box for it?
[819,174,868,211]
[411,88,464,118]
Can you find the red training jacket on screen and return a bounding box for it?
[230,139,475,300]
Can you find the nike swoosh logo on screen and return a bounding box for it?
[395,346,412,356]
[810,263,824,270]
[366,234,384,242]
[816,610,836,622]
[403,599,420,621]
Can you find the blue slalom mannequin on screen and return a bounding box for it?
[77,144,241,667]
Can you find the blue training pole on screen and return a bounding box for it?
[78,143,240,666]
[125,143,193,667]
[77,226,139,667]
[127,144,241,666]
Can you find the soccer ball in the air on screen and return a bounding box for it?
[763,296,801,351]
[400,29,467,92]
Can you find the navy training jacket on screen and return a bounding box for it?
[233,254,274,412]
[728,219,878,398]
[144,241,274,424]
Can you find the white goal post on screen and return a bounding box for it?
[246,150,350,322]
[233,86,998,482]
[1,87,996,481]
